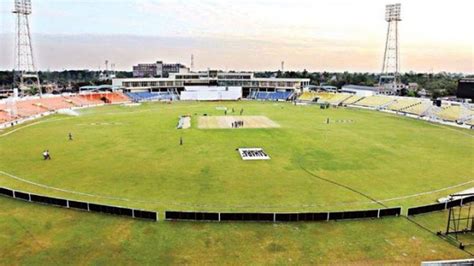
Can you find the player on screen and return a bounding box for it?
[43,150,51,160]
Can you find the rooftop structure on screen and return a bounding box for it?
[133,61,189,78]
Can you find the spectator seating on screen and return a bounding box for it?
[37,97,75,110]
[63,95,94,107]
[255,91,292,101]
[437,105,462,122]
[0,111,13,123]
[0,93,128,124]
[103,92,130,104]
[341,95,365,105]
[298,91,318,101]
[79,94,106,105]
[316,93,354,105]
[311,92,334,102]
[77,92,130,104]
[125,92,178,102]
[387,98,423,111]
[14,99,47,117]
[353,95,394,108]
[466,118,474,126]
[403,102,432,116]
[465,109,474,125]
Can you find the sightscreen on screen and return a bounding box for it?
[457,79,474,100]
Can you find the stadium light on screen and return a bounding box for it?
[385,3,401,22]
[13,0,32,15]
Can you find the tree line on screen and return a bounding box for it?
[0,70,469,98]
[257,70,467,98]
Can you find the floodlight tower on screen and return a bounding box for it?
[12,0,41,96]
[380,3,401,88]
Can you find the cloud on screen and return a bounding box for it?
[0,33,471,73]
[0,0,472,73]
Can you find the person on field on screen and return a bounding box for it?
[69,132,73,141]
[180,137,183,146]
[43,150,51,160]
[240,108,244,116]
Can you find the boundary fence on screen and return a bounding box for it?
[165,207,402,222]
[8,184,474,221]
[0,187,157,221]
[407,195,474,216]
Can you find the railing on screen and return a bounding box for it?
[165,207,402,222]
[0,187,157,221]
[407,196,474,216]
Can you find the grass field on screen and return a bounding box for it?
[0,196,472,264]
[0,101,473,263]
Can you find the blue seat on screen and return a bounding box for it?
[126,92,178,102]
[254,91,292,101]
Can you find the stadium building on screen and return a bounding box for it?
[113,71,311,101]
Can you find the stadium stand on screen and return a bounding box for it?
[125,92,178,102]
[78,94,107,105]
[79,92,130,104]
[315,93,354,105]
[0,110,13,123]
[341,95,365,105]
[36,96,75,110]
[402,101,432,116]
[298,91,318,101]
[353,95,394,108]
[466,118,474,126]
[387,97,423,111]
[14,99,48,117]
[436,105,462,122]
[0,93,129,126]
[63,95,96,107]
[254,91,293,101]
[466,108,474,126]
[103,92,130,104]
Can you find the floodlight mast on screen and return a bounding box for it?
[380,3,401,88]
[12,0,41,96]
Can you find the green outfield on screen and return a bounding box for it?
[0,101,473,263]
[0,195,470,264]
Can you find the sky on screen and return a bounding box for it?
[0,0,472,73]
